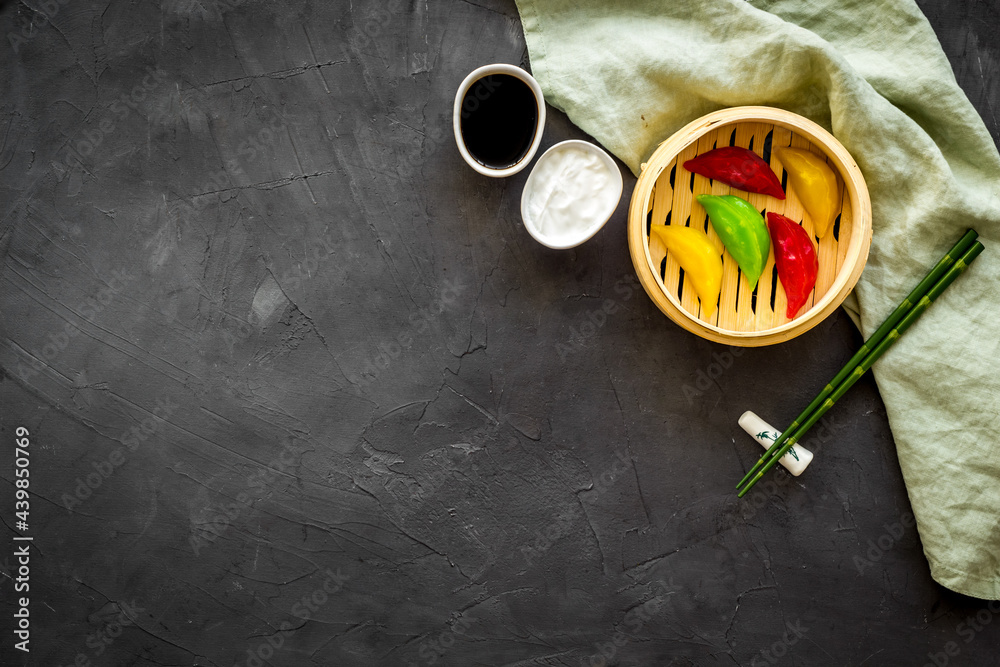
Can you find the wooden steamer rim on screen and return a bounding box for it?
[628,106,873,347]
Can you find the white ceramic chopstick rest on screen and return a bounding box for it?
[738,411,814,477]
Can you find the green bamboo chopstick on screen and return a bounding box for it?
[737,240,985,497]
[736,228,980,490]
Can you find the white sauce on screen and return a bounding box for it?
[521,143,621,248]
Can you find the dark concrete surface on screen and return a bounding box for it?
[1,1,999,665]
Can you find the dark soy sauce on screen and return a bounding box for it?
[460,74,538,169]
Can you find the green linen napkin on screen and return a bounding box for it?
[514,0,1000,599]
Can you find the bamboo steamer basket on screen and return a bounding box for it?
[628,106,872,346]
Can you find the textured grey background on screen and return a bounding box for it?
[1,1,999,665]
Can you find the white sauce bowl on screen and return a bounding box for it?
[520,140,623,249]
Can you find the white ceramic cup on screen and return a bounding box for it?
[453,63,545,178]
